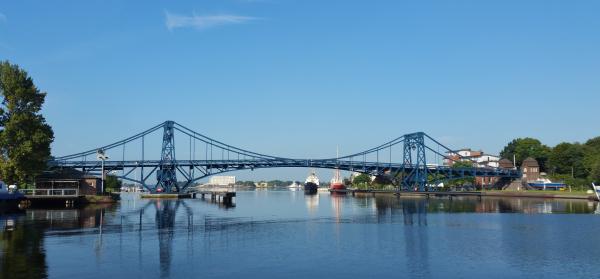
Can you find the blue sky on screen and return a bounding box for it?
[1,0,599,181]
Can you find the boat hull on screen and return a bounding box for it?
[528,183,566,190]
[330,183,346,190]
[304,182,318,194]
[0,192,25,211]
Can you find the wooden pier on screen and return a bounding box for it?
[197,191,236,205]
[140,193,194,199]
[20,188,83,206]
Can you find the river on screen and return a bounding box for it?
[2,190,600,279]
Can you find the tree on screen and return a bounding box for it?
[447,160,475,186]
[585,136,600,151]
[547,142,587,178]
[352,173,371,189]
[0,61,54,185]
[104,175,122,190]
[584,137,600,178]
[500,138,551,171]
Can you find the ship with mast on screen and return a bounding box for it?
[330,147,346,191]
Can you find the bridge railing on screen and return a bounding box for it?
[21,188,80,197]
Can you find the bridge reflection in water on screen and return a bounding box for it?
[1,193,599,279]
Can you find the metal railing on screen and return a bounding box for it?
[21,188,80,197]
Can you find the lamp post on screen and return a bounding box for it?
[97,149,109,195]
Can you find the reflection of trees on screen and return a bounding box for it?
[0,204,119,279]
[0,216,48,279]
[372,195,595,215]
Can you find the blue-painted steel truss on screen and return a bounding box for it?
[402,132,427,191]
[156,121,178,192]
[49,121,521,193]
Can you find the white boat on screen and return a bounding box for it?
[592,183,600,201]
[0,181,24,210]
[288,181,302,188]
[528,178,566,190]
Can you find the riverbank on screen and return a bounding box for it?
[335,189,598,201]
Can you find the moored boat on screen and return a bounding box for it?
[330,168,345,190]
[0,181,25,211]
[528,178,566,190]
[592,183,600,201]
[304,170,319,194]
[329,147,346,191]
[288,181,302,189]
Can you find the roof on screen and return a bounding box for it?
[36,168,100,180]
[522,157,539,167]
[499,158,514,168]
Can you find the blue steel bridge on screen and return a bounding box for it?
[48,121,520,193]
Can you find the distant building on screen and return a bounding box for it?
[445,148,500,168]
[208,176,236,186]
[446,148,503,188]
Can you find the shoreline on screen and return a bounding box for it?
[331,189,599,201]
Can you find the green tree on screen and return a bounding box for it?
[352,173,371,189]
[447,161,476,186]
[0,61,54,185]
[547,142,587,178]
[584,137,600,179]
[585,136,600,150]
[104,175,122,190]
[500,138,551,171]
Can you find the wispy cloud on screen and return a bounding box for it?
[165,11,258,31]
[0,12,7,22]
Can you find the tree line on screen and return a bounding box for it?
[500,137,600,190]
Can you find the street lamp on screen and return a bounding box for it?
[97,149,109,194]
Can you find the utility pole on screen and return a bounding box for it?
[571,166,574,179]
[97,149,109,195]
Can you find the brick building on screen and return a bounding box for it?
[35,168,102,195]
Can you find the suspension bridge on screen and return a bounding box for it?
[48,121,520,193]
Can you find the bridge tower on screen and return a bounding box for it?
[402,132,427,191]
[156,121,179,193]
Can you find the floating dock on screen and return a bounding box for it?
[197,191,236,205]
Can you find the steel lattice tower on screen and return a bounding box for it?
[402,132,427,191]
[156,121,179,193]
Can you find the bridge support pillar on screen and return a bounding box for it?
[401,132,427,191]
[156,121,179,193]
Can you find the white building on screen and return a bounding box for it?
[208,176,236,186]
[446,148,500,168]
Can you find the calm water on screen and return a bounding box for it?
[2,190,600,279]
